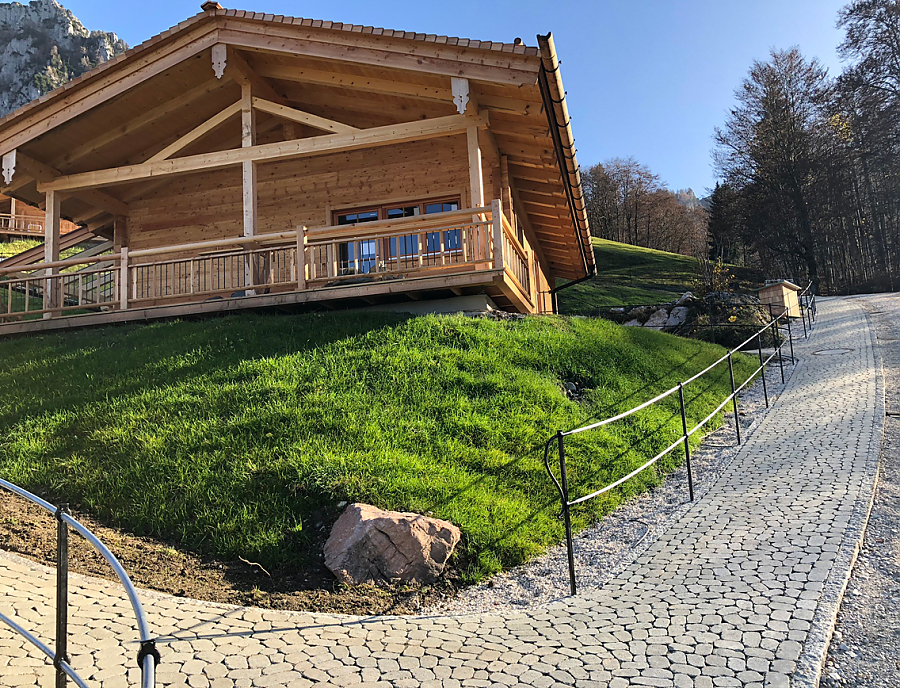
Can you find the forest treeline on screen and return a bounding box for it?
[581,159,708,258]
[583,0,900,294]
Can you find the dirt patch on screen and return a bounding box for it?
[0,491,461,616]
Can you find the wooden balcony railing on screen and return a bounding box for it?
[0,213,43,235]
[0,200,534,323]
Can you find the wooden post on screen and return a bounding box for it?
[467,125,484,210]
[296,226,307,290]
[43,190,61,318]
[492,198,503,270]
[113,215,127,253]
[241,84,258,293]
[119,247,129,311]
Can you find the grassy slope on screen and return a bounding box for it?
[0,238,41,259]
[559,239,701,314]
[559,239,765,315]
[0,312,754,581]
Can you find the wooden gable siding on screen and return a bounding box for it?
[125,135,496,253]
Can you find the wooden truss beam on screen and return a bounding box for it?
[225,47,288,106]
[252,97,358,135]
[0,26,219,156]
[39,112,486,193]
[53,78,232,170]
[148,101,242,163]
[14,152,129,217]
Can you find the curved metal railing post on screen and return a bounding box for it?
[55,505,69,688]
[0,478,158,687]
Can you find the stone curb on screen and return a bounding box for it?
[792,304,885,688]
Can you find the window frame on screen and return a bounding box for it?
[332,196,462,274]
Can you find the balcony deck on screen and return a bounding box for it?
[0,202,539,337]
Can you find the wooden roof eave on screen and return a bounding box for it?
[535,33,594,279]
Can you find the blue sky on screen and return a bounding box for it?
[66,0,849,197]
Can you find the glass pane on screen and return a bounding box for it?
[398,234,417,256]
[386,206,418,219]
[425,201,459,215]
[337,209,379,225]
[426,232,441,253]
[359,239,377,273]
[445,229,461,250]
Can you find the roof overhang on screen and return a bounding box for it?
[0,8,593,280]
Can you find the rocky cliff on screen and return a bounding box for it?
[0,0,126,117]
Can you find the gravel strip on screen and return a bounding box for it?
[426,341,799,615]
[819,294,900,688]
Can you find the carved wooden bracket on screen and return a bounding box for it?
[1,150,16,186]
[451,77,469,115]
[212,44,227,80]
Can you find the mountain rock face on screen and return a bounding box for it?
[0,0,126,117]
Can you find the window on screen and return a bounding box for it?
[333,198,462,273]
[424,201,461,256]
[336,208,380,274]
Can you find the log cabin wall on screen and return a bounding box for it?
[125,135,497,251]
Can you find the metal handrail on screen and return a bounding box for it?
[0,477,158,687]
[544,282,817,594]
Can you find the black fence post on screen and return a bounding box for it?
[800,296,808,339]
[728,353,741,445]
[557,431,577,596]
[774,317,785,384]
[55,506,69,688]
[757,331,769,407]
[678,383,694,502]
[787,314,795,362]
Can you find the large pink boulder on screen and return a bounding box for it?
[324,503,461,585]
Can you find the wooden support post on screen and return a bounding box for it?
[492,198,503,271]
[296,226,307,291]
[467,125,484,210]
[113,215,127,252]
[119,247,129,311]
[241,84,258,292]
[43,189,61,318]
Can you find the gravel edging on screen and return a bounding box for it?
[425,341,802,615]
[794,305,885,688]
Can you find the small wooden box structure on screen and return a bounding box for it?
[757,280,801,318]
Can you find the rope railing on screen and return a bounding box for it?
[544,282,818,594]
[0,478,159,687]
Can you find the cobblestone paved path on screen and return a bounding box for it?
[0,297,882,687]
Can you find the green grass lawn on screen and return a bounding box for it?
[559,239,765,315]
[0,238,41,260]
[559,239,702,314]
[0,311,755,582]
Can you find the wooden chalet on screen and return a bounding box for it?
[0,3,593,333]
[0,194,76,242]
